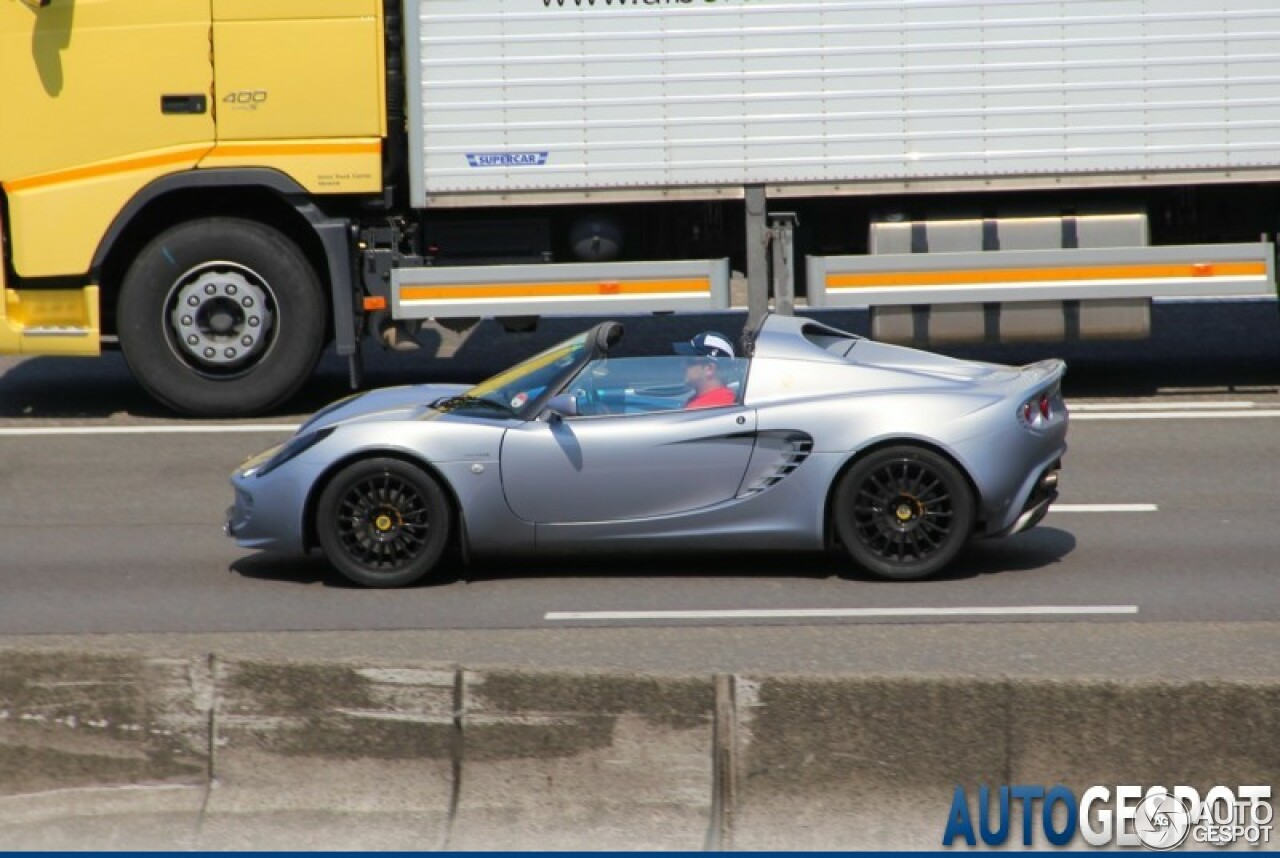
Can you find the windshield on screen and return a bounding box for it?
[435,331,591,418]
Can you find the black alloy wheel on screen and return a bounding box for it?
[316,458,452,588]
[833,446,975,580]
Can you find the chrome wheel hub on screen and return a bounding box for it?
[168,267,274,369]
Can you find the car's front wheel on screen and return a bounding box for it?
[832,446,975,580]
[316,458,452,588]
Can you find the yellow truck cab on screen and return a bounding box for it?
[1,0,386,415]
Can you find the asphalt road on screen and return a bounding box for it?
[0,301,1277,675]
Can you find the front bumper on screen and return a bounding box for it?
[224,485,251,538]
[224,470,307,554]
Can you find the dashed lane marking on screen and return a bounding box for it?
[1067,401,1256,412]
[544,605,1140,622]
[1051,504,1158,513]
[1072,410,1280,420]
[0,425,299,436]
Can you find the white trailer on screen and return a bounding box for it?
[383,0,1279,344]
[410,0,1280,200]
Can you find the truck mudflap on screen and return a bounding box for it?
[389,258,731,320]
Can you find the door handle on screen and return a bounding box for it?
[161,94,207,115]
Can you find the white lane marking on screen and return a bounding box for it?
[1052,503,1158,513]
[1071,410,1280,420]
[545,605,1139,622]
[0,425,299,436]
[1067,400,1255,412]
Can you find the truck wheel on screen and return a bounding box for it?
[117,218,327,417]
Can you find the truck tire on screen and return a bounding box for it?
[117,218,327,417]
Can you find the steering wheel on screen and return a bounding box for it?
[573,366,611,415]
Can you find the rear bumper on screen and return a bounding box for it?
[991,460,1062,538]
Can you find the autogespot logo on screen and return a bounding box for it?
[1134,789,1193,850]
[942,784,1273,849]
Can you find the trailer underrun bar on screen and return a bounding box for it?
[391,259,732,319]
[807,243,1277,308]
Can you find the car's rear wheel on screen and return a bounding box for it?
[316,458,452,588]
[833,446,974,580]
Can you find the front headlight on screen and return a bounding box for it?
[236,443,284,477]
[298,393,362,434]
[246,427,336,478]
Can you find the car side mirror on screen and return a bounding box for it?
[544,392,578,420]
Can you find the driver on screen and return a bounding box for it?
[673,331,737,409]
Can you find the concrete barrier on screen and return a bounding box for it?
[200,659,456,850]
[1010,679,1280,792]
[449,669,715,850]
[0,651,207,850]
[0,650,1275,850]
[728,676,1279,850]
[729,676,1009,850]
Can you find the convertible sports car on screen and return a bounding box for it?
[226,315,1067,587]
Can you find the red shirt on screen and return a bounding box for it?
[686,386,736,409]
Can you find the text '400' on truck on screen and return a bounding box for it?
[2,0,1277,417]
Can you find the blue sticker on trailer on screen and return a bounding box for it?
[466,152,549,167]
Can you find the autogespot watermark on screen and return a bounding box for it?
[942,784,1273,849]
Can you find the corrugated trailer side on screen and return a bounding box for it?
[409,0,1280,205]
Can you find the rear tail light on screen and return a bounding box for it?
[1020,389,1057,426]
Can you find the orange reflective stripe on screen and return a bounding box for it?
[828,262,1266,289]
[3,146,210,193]
[401,279,709,302]
[205,141,381,159]
[2,141,381,194]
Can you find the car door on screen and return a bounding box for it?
[500,405,757,524]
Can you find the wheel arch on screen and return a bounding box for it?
[822,436,985,548]
[301,448,467,557]
[91,168,350,340]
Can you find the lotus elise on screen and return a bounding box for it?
[226,315,1067,586]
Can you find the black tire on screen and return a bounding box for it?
[117,218,327,417]
[832,446,975,581]
[315,458,453,588]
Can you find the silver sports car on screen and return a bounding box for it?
[226,315,1067,587]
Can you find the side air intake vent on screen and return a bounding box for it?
[738,432,814,498]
